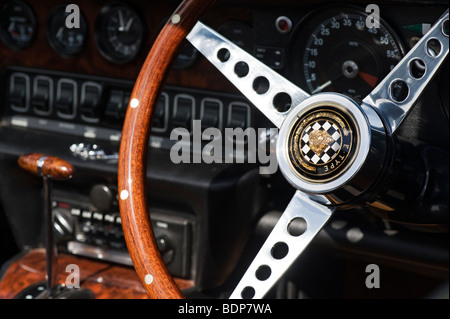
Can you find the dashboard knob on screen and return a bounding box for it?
[156,235,174,264]
[90,184,115,212]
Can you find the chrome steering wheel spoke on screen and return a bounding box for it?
[363,10,449,135]
[229,191,335,299]
[187,21,310,128]
[186,11,448,300]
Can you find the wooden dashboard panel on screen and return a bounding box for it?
[0,0,250,92]
[0,249,193,299]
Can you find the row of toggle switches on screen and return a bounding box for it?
[6,69,253,142]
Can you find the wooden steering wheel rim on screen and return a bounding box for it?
[118,0,217,299]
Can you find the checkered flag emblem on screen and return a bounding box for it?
[300,120,342,165]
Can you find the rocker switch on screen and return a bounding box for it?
[32,76,53,115]
[8,73,30,112]
[80,82,103,121]
[55,79,77,119]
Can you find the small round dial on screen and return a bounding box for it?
[95,3,145,64]
[0,0,36,50]
[47,5,88,57]
[173,42,199,70]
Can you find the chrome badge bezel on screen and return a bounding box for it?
[277,93,372,194]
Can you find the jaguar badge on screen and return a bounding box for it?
[288,108,357,181]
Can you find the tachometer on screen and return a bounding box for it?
[293,7,404,99]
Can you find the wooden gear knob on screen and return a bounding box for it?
[18,153,75,180]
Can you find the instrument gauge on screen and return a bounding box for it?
[173,42,199,70]
[0,0,36,50]
[293,7,405,100]
[95,3,145,64]
[47,5,88,57]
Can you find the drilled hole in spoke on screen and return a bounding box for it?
[241,286,255,299]
[442,19,449,37]
[409,58,426,79]
[255,265,271,281]
[426,38,442,57]
[287,217,307,236]
[389,79,409,102]
[217,48,230,62]
[234,61,249,77]
[271,242,289,259]
[273,92,292,113]
[253,76,270,94]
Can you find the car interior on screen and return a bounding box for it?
[0,0,448,300]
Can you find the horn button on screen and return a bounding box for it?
[288,107,357,182]
[277,93,386,204]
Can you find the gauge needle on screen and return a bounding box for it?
[311,80,332,94]
[311,72,345,94]
[56,27,64,40]
[118,10,125,31]
[8,21,15,32]
[359,71,378,88]
[125,17,135,31]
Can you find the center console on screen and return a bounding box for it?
[1,66,265,288]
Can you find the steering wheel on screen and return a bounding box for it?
[118,0,449,299]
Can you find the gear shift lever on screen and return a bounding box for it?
[18,153,74,294]
[17,153,93,299]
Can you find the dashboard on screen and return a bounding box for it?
[1,1,448,136]
[0,0,448,299]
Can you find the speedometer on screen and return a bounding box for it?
[293,7,404,99]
